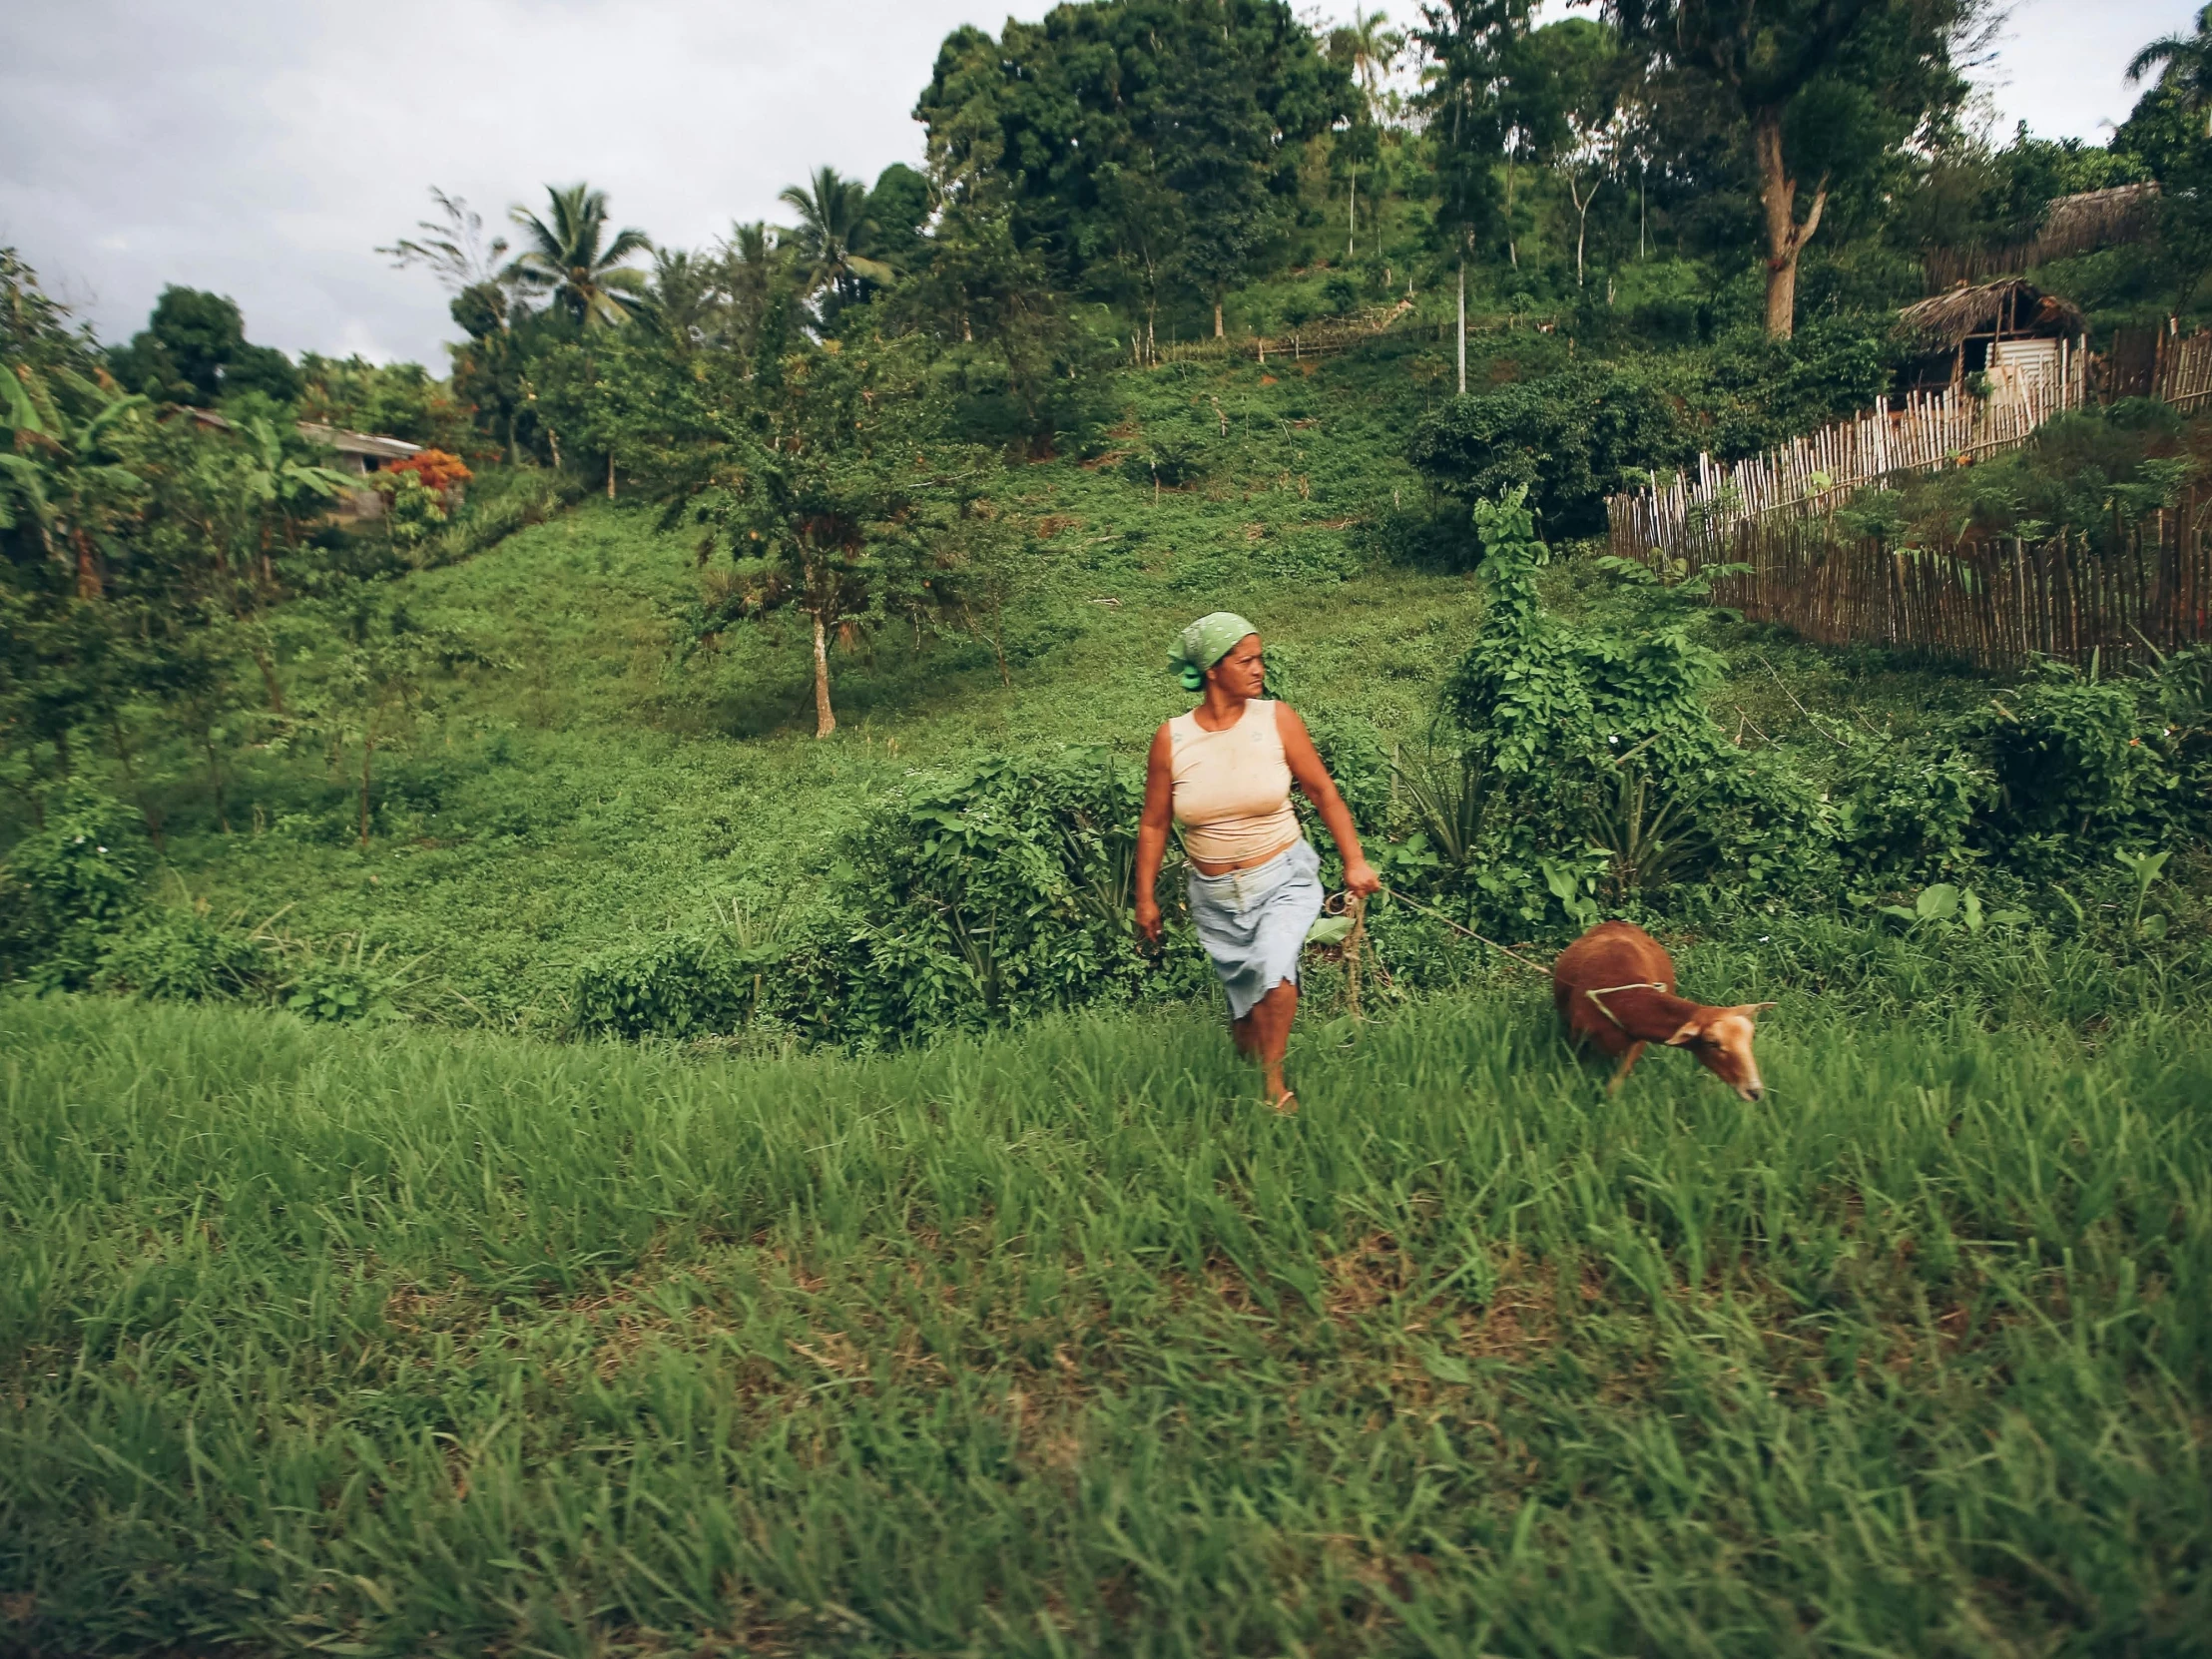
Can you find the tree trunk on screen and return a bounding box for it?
[108,712,165,846]
[1505,149,1518,270]
[358,731,375,848]
[1348,170,1357,261]
[607,454,616,500]
[246,645,285,715]
[1214,299,1224,339]
[1455,259,1466,396]
[202,730,229,835]
[73,530,103,600]
[1753,106,1828,341]
[811,610,836,739]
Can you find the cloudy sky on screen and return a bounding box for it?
[1,0,2196,369]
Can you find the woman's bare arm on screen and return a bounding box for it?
[1133,722,1175,942]
[1276,705,1381,894]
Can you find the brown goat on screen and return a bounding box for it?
[1551,920,1772,1100]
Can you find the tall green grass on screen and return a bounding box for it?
[2,990,2207,1656]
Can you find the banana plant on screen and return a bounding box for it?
[0,362,151,598]
[231,415,357,582]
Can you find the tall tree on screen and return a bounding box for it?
[779,167,895,314]
[505,184,653,328]
[915,0,1354,326]
[1416,0,1531,392]
[379,189,511,293]
[865,164,935,275]
[1524,20,1633,288]
[107,287,300,407]
[1604,0,1969,337]
[2128,4,2212,140]
[1331,6,1405,258]
[0,365,150,600]
[710,222,795,363]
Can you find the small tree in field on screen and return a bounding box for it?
[290,600,505,847]
[688,340,981,738]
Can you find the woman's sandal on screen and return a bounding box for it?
[1270,1089,1299,1115]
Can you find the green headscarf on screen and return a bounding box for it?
[1167,612,1259,692]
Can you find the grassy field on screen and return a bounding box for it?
[3,985,2208,1656]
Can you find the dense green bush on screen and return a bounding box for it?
[1962,664,2179,857]
[0,787,148,989]
[95,909,279,1002]
[575,754,1215,1049]
[572,932,769,1042]
[1684,317,1894,460]
[1833,740,1993,883]
[1407,362,1688,537]
[1420,491,1831,932]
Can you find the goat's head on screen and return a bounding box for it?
[1666,1002,1776,1101]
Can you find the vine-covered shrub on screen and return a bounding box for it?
[1834,741,1994,884]
[96,910,279,1002]
[574,754,1214,1048]
[1419,489,1832,932]
[1407,363,1688,537]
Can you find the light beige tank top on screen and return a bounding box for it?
[1168,700,1302,866]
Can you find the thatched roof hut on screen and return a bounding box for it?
[2037,183,2159,262]
[1895,279,2085,352]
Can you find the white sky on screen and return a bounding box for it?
[0,0,2195,369]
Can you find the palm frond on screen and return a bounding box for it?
[601,228,654,265]
[1,365,52,437]
[2127,34,2190,83]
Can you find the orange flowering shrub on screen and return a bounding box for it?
[382,449,473,495]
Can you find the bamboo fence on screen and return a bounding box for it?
[1143,300,1415,368]
[1137,300,1560,369]
[2157,326,2212,412]
[1681,490,2211,673]
[1607,343,2090,560]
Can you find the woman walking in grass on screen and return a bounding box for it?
[1134,613,1382,1112]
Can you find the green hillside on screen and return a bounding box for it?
[9,338,2080,1035]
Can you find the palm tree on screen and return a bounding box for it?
[1329,11,1403,259]
[505,184,653,327]
[2129,4,2212,137]
[778,168,893,309]
[379,188,510,293]
[1343,7,1403,115]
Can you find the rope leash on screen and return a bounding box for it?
[1365,884,1556,977]
[1581,981,1670,1031]
[1332,886,1668,1028]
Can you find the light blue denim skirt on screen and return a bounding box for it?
[1186,837,1326,1020]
